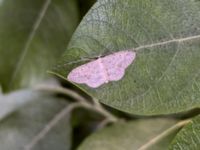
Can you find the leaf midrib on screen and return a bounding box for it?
[138,120,191,150]
[135,34,200,51]
[67,34,200,66]
[8,0,51,88]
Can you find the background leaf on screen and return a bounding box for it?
[0,0,79,92]
[0,91,71,150]
[78,118,179,150]
[0,89,46,121]
[53,0,200,115]
[169,115,200,150]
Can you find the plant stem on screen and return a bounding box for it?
[36,84,86,102]
[96,119,111,130]
[81,100,118,122]
[25,85,118,149]
[34,84,118,122]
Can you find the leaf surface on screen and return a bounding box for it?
[53,0,200,115]
[78,119,179,150]
[0,0,79,92]
[169,115,200,150]
[0,91,71,150]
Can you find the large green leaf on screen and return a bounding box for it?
[0,91,71,150]
[78,118,180,150]
[169,115,200,150]
[53,0,200,115]
[0,0,79,92]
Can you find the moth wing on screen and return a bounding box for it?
[67,60,106,88]
[102,51,136,81]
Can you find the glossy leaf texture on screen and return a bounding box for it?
[78,119,180,150]
[169,115,200,150]
[0,90,71,150]
[0,0,79,92]
[53,0,200,115]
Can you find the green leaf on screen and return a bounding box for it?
[0,0,79,92]
[0,91,71,150]
[169,115,200,150]
[78,118,181,150]
[53,0,200,115]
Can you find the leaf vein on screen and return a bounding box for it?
[9,0,51,87]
